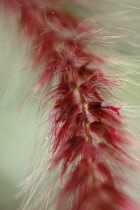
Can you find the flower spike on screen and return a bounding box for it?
[0,0,139,209]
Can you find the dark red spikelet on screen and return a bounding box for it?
[89,121,131,146]
[54,136,85,177]
[88,102,121,124]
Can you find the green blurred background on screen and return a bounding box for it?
[0,18,37,209]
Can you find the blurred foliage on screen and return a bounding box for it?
[0,19,37,209]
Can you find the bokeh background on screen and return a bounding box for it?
[0,1,140,209]
[0,18,37,209]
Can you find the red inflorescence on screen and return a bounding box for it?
[1,0,139,209]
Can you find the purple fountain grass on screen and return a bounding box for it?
[0,0,139,209]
